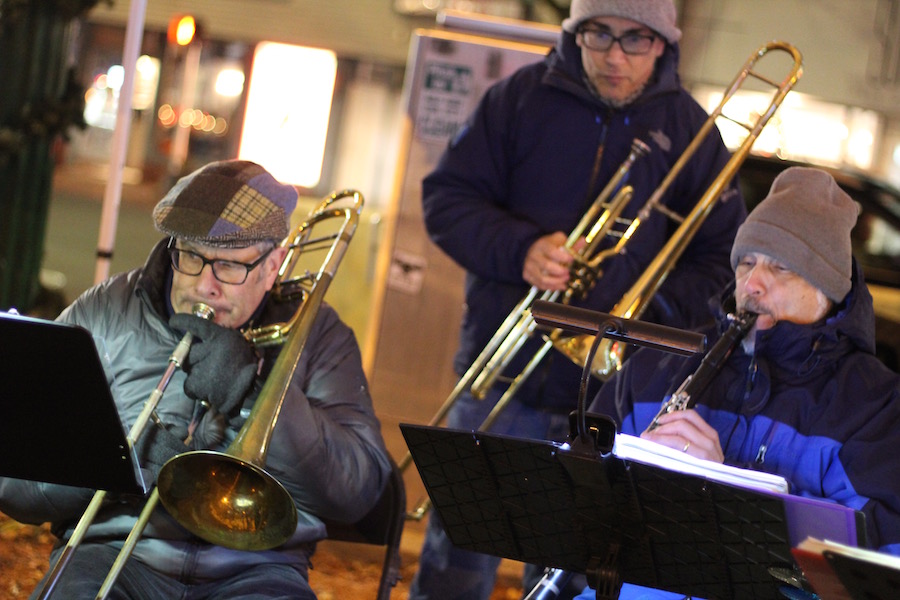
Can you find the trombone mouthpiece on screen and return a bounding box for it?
[170,303,217,366]
[192,303,216,321]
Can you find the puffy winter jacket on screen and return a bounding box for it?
[423,30,747,409]
[591,260,900,553]
[0,239,391,578]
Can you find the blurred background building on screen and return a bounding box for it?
[36,0,900,325]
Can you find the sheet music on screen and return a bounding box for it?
[613,433,790,494]
[798,537,900,569]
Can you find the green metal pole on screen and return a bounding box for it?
[0,0,105,312]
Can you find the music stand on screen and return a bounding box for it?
[824,551,900,600]
[401,423,860,600]
[0,311,143,494]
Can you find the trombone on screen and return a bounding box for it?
[400,40,803,520]
[397,136,650,470]
[41,190,363,599]
[555,41,802,379]
[36,302,215,600]
[155,189,365,552]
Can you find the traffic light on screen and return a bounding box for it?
[168,15,200,46]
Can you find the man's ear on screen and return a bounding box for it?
[265,245,289,287]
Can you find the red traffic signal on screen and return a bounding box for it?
[168,15,199,46]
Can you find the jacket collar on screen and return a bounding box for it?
[135,238,172,320]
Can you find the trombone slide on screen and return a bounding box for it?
[35,303,214,600]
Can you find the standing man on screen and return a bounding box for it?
[0,160,391,599]
[580,167,900,599]
[410,0,747,598]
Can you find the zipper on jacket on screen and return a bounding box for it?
[581,119,613,221]
[743,356,758,402]
[745,350,774,465]
[586,123,607,200]
[741,354,770,463]
[756,421,779,465]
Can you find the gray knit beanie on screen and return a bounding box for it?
[562,0,682,44]
[153,160,298,248]
[730,167,859,302]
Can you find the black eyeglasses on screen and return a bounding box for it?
[577,28,658,55]
[167,239,275,285]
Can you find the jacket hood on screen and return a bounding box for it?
[712,258,877,375]
[545,30,682,107]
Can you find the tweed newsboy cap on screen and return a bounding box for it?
[562,0,682,44]
[153,160,298,248]
[730,167,859,302]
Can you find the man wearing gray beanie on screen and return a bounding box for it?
[731,166,858,304]
[411,0,746,597]
[0,159,391,599]
[580,167,900,599]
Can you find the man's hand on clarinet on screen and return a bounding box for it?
[641,409,725,463]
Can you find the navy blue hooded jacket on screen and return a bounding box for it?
[591,260,900,553]
[423,31,747,409]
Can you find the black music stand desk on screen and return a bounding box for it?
[0,311,143,494]
[825,550,900,600]
[401,424,861,600]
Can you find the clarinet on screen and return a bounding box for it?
[520,314,756,600]
[648,311,757,431]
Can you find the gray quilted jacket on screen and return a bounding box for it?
[0,239,390,578]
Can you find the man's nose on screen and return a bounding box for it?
[194,263,221,293]
[742,265,768,294]
[603,40,628,62]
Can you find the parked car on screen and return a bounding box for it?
[738,154,900,372]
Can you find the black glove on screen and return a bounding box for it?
[188,406,227,448]
[133,409,226,484]
[169,313,259,417]
[134,421,189,484]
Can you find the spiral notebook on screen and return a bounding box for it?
[0,311,143,494]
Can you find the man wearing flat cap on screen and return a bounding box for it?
[411,0,746,597]
[0,160,391,599]
[580,167,900,599]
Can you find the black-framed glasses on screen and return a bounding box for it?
[167,239,275,285]
[577,28,658,55]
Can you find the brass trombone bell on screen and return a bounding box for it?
[549,329,624,376]
[156,450,297,551]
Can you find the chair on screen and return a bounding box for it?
[322,456,406,600]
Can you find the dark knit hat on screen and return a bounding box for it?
[730,167,859,302]
[562,0,682,44]
[153,160,298,248]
